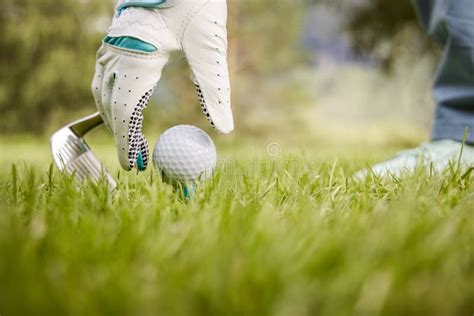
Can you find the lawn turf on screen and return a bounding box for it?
[0,139,473,315]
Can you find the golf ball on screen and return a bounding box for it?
[153,125,217,184]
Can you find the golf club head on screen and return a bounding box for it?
[50,112,117,191]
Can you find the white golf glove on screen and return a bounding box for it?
[92,0,233,171]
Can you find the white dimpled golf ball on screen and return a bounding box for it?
[153,125,217,183]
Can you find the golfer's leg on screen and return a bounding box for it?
[413,0,474,143]
[354,0,474,178]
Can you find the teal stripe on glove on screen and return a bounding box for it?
[104,36,157,53]
[118,0,167,15]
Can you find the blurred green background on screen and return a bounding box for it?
[0,0,439,163]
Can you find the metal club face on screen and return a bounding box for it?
[50,112,117,190]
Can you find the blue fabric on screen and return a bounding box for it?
[104,36,157,53]
[412,0,474,143]
[118,0,167,15]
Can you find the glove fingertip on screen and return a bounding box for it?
[213,116,234,135]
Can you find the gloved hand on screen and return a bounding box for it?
[92,0,233,171]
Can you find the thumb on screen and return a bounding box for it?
[182,0,234,134]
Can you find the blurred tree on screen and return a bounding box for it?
[228,0,307,75]
[225,0,312,135]
[0,0,112,133]
[329,0,437,70]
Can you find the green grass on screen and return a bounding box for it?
[0,139,473,316]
